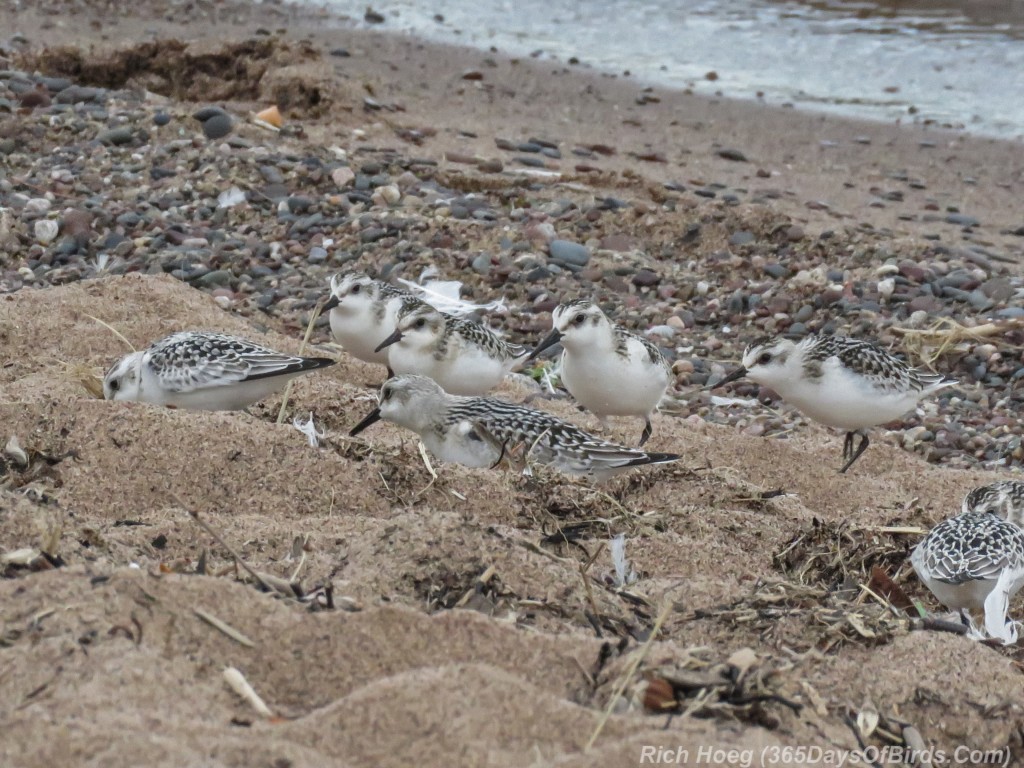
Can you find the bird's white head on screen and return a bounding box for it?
[103,351,145,402]
[327,272,380,316]
[386,303,445,351]
[738,336,800,389]
[550,300,612,350]
[350,374,446,437]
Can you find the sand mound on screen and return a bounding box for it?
[2,275,1022,765]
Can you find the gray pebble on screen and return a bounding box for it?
[97,127,134,146]
[199,113,233,140]
[471,253,492,275]
[946,213,980,227]
[549,239,590,267]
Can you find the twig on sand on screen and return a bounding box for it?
[585,602,671,751]
[175,495,273,593]
[276,299,332,425]
[85,314,136,352]
[194,608,255,648]
[223,667,274,718]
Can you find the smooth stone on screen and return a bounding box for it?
[632,269,660,287]
[728,231,755,246]
[193,106,228,121]
[199,113,233,140]
[97,127,134,146]
[548,239,590,266]
[946,213,980,227]
[471,253,492,275]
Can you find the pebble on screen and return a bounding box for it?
[548,239,590,267]
[193,106,233,140]
[97,127,134,146]
[728,231,755,247]
[34,219,58,245]
[716,148,749,162]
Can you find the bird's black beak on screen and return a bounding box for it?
[349,407,382,436]
[321,295,339,313]
[374,328,404,353]
[524,329,564,364]
[708,366,748,389]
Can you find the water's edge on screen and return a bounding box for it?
[311,0,1024,140]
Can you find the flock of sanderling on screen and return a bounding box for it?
[100,270,1024,643]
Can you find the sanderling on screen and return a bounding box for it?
[374,303,528,395]
[349,374,680,479]
[713,334,955,473]
[911,510,1024,643]
[525,299,672,446]
[103,331,334,410]
[962,480,1024,528]
[322,271,422,374]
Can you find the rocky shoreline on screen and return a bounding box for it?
[2,8,1023,471]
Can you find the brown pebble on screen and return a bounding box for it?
[445,151,478,165]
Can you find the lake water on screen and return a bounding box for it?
[315,0,1024,139]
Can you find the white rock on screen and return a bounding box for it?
[34,219,59,245]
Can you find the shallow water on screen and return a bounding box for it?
[316,0,1024,139]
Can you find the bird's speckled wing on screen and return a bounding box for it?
[147,332,325,392]
[803,335,951,393]
[914,512,1024,584]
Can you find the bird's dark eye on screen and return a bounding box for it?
[758,352,772,365]
[109,379,119,391]
[351,284,361,294]
[574,314,585,325]
[381,387,392,401]
[415,318,426,328]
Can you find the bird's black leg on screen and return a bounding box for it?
[838,432,869,474]
[639,418,653,447]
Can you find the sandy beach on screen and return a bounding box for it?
[2,0,1024,765]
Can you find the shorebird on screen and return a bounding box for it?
[911,507,1024,644]
[713,334,955,473]
[321,271,423,375]
[524,300,672,446]
[374,303,528,395]
[349,374,680,480]
[962,480,1024,528]
[103,331,334,410]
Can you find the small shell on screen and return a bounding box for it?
[253,105,283,130]
[4,435,28,466]
[34,218,59,245]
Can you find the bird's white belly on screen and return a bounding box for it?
[561,353,667,417]
[778,375,920,430]
[424,426,501,468]
[141,373,295,410]
[922,576,995,615]
[330,311,390,366]
[389,345,507,395]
